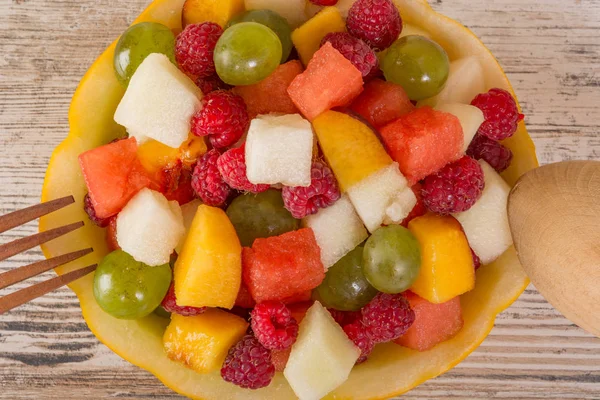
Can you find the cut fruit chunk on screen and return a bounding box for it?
[303,195,368,269]
[175,198,202,254]
[305,0,354,19]
[408,214,475,303]
[116,188,185,266]
[453,160,513,265]
[436,103,484,152]
[291,7,346,66]
[174,205,242,308]
[399,24,431,39]
[245,0,306,28]
[284,301,360,400]
[182,0,245,28]
[163,309,248,373]
[138,134,208,174]
[245,114,313,187]
[114,53,202,149]
[287,43,363,121]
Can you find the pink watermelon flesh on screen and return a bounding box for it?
[349,78,414,129]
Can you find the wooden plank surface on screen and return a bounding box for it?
[0,0,599,398]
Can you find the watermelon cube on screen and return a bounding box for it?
[350,79,415,129]
[242,228,325,302]
[394,292,463,352]
[79,137,154,219]
[232,61,303,119]
[379,107,464,184]
[287,42,363,121]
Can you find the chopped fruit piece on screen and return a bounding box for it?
[164,309,248,373]
[328,309,361,327]
[282,291,313,305]
[408,214,475,303]
[400,184,427,227]
[182,0,245,28]
[83,193,110,227]
[291,7,346,66]
[178,134,208,168]
[471,88,525,141]
[245,0,307,28]
[303,194,368,269]
[116,188,185,266]
[251,301,299,350]
[137,139,180,174]
[232,60,302,119]
[379,106,464,184]
[399,23,431,39]
[284,302,361,400]
[191,149,232,207]
[310,0,339,5]
[174,205,242,308]
[175,199,202,254]
[176,22,223,77]
[114,53,202,148]
[157,161,196,205]
[471,248,482,271]
[245,114,313,187]
[350,78,414,129]
[436,103,485,152]
[346,0,402,51]
[305,0,354,19]
[394,292,463,351]
[221,334,275,389]
[217,147,270,193]
[343,322,374,363]
[287,43,363,121]
[467,134,514,173]
[360,292,415,342]
[272,348,292,372]
[321,32,379,79]
[195,74,231,94]
[106,217,120,251]
[289,302,312,323]
[161,283,206,316]
[453,160,513,265]
[235,283,256,309]
[242,228,325,302]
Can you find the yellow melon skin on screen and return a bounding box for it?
[40,0,538,399]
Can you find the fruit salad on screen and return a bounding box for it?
[60,0,529,398]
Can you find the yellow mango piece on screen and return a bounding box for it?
[174,205,242,308]
[408,214,475,303]
[313,111,393,191]
[137,139,180,173]
[182,0,245,28]
[164,309,248,373]
[292,7,346,66]
[178,134,207,168]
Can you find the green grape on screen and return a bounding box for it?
[227,189,299,247]
[227,9,292,63]
[317,246,378,311]
[93,250,172,319]
[154,305,171,319]
[114,22,176,87]
[380,35,449,101]
[214,22,282,86]
[362,225,421,294]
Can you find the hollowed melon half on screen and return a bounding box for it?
[40,0,538,398]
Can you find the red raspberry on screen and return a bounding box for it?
[251,301,299,350]
[191,149,232,207]
[421,156,485,215]
[195,74,231,94]
[471,88,524,141]
[217,147,270,193]
[361,293,415,343]
[329,309,362,326]
[83,193,110,227]
[471,248,482,271]
[105,217,120,251]
[282,160,341,219]
[191,91,250,149]
[221,334,275,389]
[310,0,339,5]
[175,22,223,77]
[346,0,402,51]
[321,32,379,79]
[343,322,375,363]
[467,134,513,173]
[161,284,206,316]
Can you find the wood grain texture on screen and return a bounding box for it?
[0,0,599,399]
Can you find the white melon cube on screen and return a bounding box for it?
[305,0,355,19]
[436,103,485,152]
[245,114,313,187]
[245,0,307,27]
[347,163,417,233]
[175,199,202,254]
[284,301,360,400]
[114,53,202,149]
[303,195,368,269]
[117,188,185,266]
[399,23,432,39]
[453,160,513,265]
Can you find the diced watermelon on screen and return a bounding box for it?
[272,348,292,372]
[350,79,414,128]
[379,107,464,184]
[287,42,363,121]
[242,228,325,303]
[78,137,154,219]
[394,291,463,352]
[234,282,256,309]
[288,301,312,324]
[282,290,312,305]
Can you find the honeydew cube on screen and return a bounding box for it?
[114,53,202,149]
[245,0,307,28]
[303,195,368,269]
[436,103,485,152]
[347,163,417,233]
[175,199,202,254]
[453,160,513,264]
[284,301,360,400]
[245,114,313,187]
[117,188,185,266]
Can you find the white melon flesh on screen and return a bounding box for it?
[436,103,485,152]
[114,53,202,149]
[175,199,202,254]
[245,0,307,28]
[245,114,313,187]
[453,160,513,265]
[117,188,185,266]
[399,23,432,39]
[305,0,355,19]
[284,301,360,400]
[303,195,368,269]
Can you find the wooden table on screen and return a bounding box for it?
[0,0,599,398]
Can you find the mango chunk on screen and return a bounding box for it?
[182,0,245,28]
[292,7,346,66]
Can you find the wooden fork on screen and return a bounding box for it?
[0,196,95,315]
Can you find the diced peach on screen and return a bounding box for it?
[291,7,346,66]
[182,0,245,28]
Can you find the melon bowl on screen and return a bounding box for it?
[39,0,539,398]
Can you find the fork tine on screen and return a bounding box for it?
[0,221,84,262]
[0,248,93,290]
[0,196,75,234]
[0,264,97,315]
